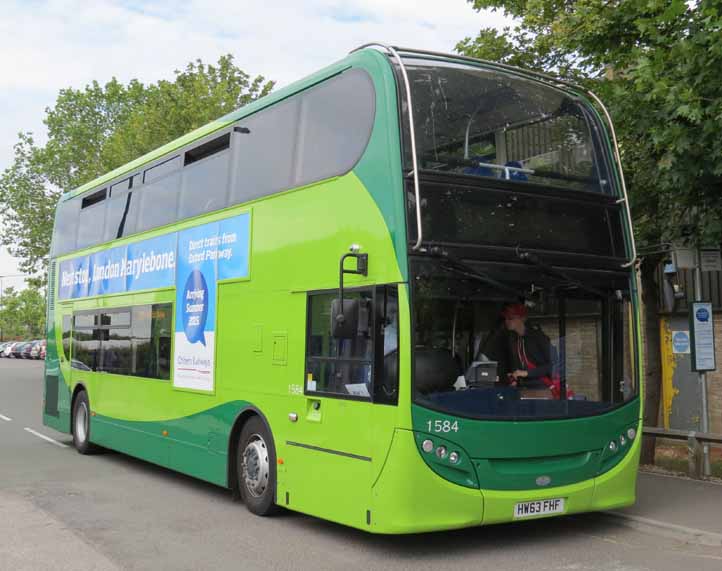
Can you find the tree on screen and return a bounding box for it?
[0,285,46,341]
[0,55,274,276]
[457,1,722,461]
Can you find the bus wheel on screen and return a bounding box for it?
[237,416,278,516]
[72,390,100,455]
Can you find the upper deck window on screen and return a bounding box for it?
[400,59,613,194]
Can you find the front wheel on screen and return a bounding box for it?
[237,416,279,516]
[72,390,101,454]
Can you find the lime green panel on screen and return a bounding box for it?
[64,171,401,425]
[282,437,373,530]
[371,429,483,534]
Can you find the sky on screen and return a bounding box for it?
[0,0,511,286]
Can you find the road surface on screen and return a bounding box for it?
[1,359,720,570]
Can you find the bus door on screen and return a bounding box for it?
[285,286,399,528]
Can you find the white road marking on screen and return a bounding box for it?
[604,511,722,547]
[23,427,69,448]
[0,414,12,422]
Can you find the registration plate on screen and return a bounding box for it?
[514,498,565,519]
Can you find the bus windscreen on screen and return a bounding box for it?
[400,58,613,194]
[410,257,637,420]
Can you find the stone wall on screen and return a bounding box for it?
[534,316,603,400]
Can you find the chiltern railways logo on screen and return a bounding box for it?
[536,475,552,487]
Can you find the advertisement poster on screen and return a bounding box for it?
[59,233,177,300]
[58,211,250,392]
[173,214,250,391]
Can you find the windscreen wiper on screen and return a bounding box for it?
[428,249,526,299]
[515,247,607,298]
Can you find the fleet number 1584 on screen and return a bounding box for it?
[427,420,459,433]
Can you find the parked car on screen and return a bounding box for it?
[1,342,17,357]
[11,342,27,358]
[0,342,9,356]
[30,340,46,359]
[39,343,47,360]
[21,341,38,359]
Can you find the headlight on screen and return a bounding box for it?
[422,439,434,453]
[435,445,448,459]
[627,427,637,440]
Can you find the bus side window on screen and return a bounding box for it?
[61,315,72,361]
[374,285,399,405]
[305,290,374,400]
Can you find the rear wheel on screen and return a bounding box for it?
[237,416,279,516]
[72,390,100,454]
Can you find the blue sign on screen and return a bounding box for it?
[696,307,710,322]
[57,212,251,390]
[59,233,177,300]
[691,301,716,372]
[672,331,690,354]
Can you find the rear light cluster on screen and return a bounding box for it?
[422,439,460,464]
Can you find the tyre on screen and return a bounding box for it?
[72,390,100,454]
[237,416,279,516]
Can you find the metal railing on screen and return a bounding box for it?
[643,427,722,479]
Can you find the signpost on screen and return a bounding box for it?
[690,302,716,372]
[692,247,716,476]
[699,248,722,273]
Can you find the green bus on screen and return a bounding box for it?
[43,45,642,533]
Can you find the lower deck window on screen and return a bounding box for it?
[71,303,172,380]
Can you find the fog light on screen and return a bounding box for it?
[620,435,627,446]
[422,439,434,453]
[627,428,637,440]
[608,440,618,452]
[436,445,448,459]
[449,451,460,464]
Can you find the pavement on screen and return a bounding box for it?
[612,469,722,545]
[2,357,722,570]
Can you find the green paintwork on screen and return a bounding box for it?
[411,399,640,490]
[91,401,250,485]
[43,47,642,534]
[413,431,479,488]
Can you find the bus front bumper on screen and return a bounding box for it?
[370,427,640,534]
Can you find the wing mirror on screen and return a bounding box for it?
[331,250,369,338]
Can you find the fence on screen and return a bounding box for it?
[643,426,722,479]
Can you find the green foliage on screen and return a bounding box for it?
[458,0,722,249]
[102,56,274,168]
[0,285,46,340]
[0,55,274,275]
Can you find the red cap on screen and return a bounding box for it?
[501,303,528,319]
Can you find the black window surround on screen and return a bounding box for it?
[50,67,376,258]
[304,285,399,405]
[71,303,172,381]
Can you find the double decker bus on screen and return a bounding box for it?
[43,44,641,533]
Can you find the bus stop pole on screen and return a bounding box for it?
[694,257,712,476]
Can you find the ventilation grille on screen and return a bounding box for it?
[47,260,56,311]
